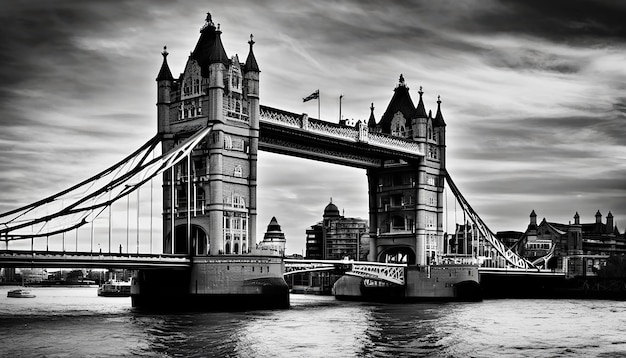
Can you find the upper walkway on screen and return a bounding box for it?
[259,106,424,168]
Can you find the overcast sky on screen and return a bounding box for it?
[1,0,625,255]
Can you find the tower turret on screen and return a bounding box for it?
[244,34,260,250]
[367,103,377,129]
[607,212,614,233]
[156,46,174,134]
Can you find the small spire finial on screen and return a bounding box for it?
[437,95,441,104]
[370,102,374,112]
[162,46,168,58]
[418,86,423,96]
[201,12,215,31]
[399,74,405,85]
[217,23,221,32]
[249,34,255,45]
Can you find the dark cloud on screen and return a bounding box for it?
[461,0,626,43]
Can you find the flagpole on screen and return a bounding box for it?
[339,95,343,123]
[317,91,320,120]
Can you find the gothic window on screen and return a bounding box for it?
[224,135,233,149]
[234,243,239,254]
[193,79,200,94]
[225,242,231,254]
[224,217,230,229]
[391,112,407,137]
[233,165,243,178]
[428,127,432,140]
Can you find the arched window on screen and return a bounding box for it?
[233,165,243,178]
[225,242,231,254]
[234,243,239,254]
[224,135,233,150]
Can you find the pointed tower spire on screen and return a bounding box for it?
[244,34,260,72]
[607,211,614,233]
[415,86,427,118]
[209,23,229,66]
[367,102,377,128]
[574,211,580,225]
[433,95,446,127]
[156,46,174,81]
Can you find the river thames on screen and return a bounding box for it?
[1,286,625,357]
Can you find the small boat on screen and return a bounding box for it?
[98,280,131,297]
[7,289,36,298]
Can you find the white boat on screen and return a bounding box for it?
[98,280,131,297]
[7,289,36,298]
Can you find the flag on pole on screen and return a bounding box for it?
[303,90,319,102]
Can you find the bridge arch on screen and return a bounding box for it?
[379,247,416,265]
[166,224,209,255]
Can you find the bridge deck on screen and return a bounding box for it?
[0,250,190,269]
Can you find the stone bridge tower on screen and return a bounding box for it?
[156,13,260,256]
[367,75,446,266]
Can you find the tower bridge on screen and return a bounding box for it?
[0,13,564,307]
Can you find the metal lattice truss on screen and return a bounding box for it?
[0,126,212,242]
[284,259,407,285]
[445,171,536,270]
[346,262,405,285]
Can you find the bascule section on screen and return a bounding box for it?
[366,75,446,267]
[157,13,260,258]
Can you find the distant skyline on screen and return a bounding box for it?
[1,1,625,255]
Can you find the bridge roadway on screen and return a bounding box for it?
[0,252,565,282]
[284,259,566,286]
[0,250,190,270]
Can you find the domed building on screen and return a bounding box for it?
[306,199,368,260]
[258,216,286,255]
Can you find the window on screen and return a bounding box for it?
[224,135,232,149]
[234,165,243,178]
[392,215,405,230]
[233,195,245,209]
